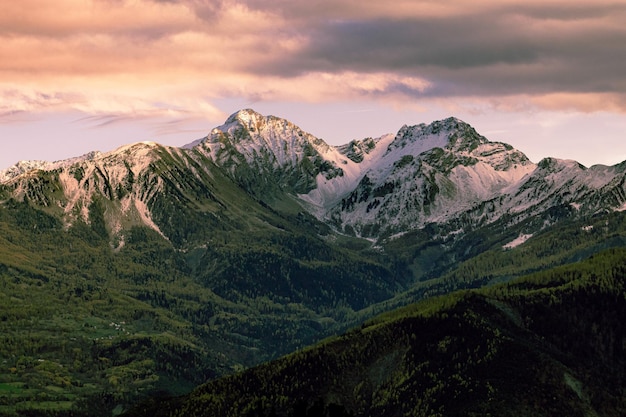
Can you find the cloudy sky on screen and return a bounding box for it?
[1,0,626,169]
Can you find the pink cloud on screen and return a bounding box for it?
[0,0,625,118]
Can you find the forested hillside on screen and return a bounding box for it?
[125,247,626,417]
[0,198,401,416]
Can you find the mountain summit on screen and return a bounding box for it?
[193,109,344,198]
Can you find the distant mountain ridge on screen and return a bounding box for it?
[2,109,626,246]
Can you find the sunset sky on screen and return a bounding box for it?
[1,0,626,170]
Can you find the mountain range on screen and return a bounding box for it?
[0,109,625,416]
[2,109,625,246]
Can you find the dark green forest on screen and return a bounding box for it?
[124,247,626,417]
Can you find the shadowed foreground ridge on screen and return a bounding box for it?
[125,248,626,417]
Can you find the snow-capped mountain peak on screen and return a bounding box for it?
[190,110,350,199]
[383,117,486,155]
[223,108,266,129]
[202,109,326,161]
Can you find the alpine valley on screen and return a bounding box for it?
[0,109,625,416]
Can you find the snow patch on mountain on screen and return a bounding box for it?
[134,198,166,238]
[107,141,160,176]
[448,162,533,203]
[300,133,396,209]
[503,233,533,249]
[384,123,451,158]
[182,137,205,149]
[584,164,621,188]
[0,160,51,183]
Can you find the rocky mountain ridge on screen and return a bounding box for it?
[1,109,625,246]
[199,110,626,241]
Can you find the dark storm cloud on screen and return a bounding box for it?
[244,1,626,99]
[305,18,538,69]
[504,2,626,21]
